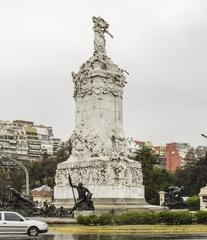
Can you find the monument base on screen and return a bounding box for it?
[74,210,95,218]
[54,184,165,213]
[54,185,145,206]
[54,157,146,211]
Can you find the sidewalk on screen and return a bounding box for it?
[30,216,77,224]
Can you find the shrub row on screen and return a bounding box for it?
[113,212,193,225]
[113,212,157,225]
[77,214,112,225]
[158,211,193,225]
[77,211,207,225]
[195,211,207,224]
[186,195,200,211]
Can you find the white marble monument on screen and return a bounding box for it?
[54,16,146,210]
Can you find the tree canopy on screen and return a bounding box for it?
[175,153,207,196]
[133,146,175,205]
[0,140,72,202]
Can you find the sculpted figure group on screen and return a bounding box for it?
[162,186,187,209]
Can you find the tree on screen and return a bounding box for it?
[0,140,72,202]
[175,153,207,196]
[27,139,72,189]
[144,167,176,204]
[0,167,25,203]
[133,146,175,205]
[134,146,158,180]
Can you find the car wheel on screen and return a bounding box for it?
[28,226,39,236]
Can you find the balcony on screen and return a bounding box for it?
[28,140,40,145]
[9,145,17,149]
[29,145,41,150]
[17,155,29,160]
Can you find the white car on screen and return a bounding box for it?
[0,211,48,236]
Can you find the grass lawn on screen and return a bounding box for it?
[49,224,207,234]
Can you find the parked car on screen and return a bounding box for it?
[0,211,48,236]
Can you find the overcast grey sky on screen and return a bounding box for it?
[0,0,207,147]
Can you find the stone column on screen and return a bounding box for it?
[159,191,166,206]
[199,185,207,211]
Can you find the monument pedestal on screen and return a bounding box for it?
[54,158,165,213]
[54,157,146,211]
[74,210,95,218]
[54,185,146,208]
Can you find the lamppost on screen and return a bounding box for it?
[0,151,30,195]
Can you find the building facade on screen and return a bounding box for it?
[0,120,62,161]
[165,142,192,172]
[127,139,202,172]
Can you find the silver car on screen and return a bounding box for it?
[0,211,48,236]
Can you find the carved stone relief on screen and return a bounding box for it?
[72,57,127,99]
[55,159,143,187]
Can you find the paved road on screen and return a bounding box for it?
[0,233,91,240]
[0,233,56,240]
[1,233,207,240]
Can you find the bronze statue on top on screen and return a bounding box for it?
[68,174,95,215]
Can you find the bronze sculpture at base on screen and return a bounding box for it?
[1,187,68,217]
[162,186,187,209]
[68,174,95,215]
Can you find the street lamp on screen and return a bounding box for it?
[201,134,207,139]
[0,151,30,195]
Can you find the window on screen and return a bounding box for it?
[5,213,23,221]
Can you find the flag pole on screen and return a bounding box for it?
[68,174,76,203]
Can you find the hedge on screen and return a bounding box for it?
[77,214,112,225]
[195,211,207,224]
[113,212,157,225]
[157,211,193,225]
[77,211,194,225]
[186,195,200,211]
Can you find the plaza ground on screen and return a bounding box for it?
[49,224,207,234]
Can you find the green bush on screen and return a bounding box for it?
[88,215,99,225]
[77,211,195,226]
[186,195,200,211]
[77,215,99,225]
[114,212,157,225]
[98,214,113,225]
[157,211,193,225]
[76,215,87,225]
[77,214,112,225]
[195,211,207,224]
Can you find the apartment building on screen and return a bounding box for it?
[0,120,62,161]
[127,138,199,171]
[165,142,192,172]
